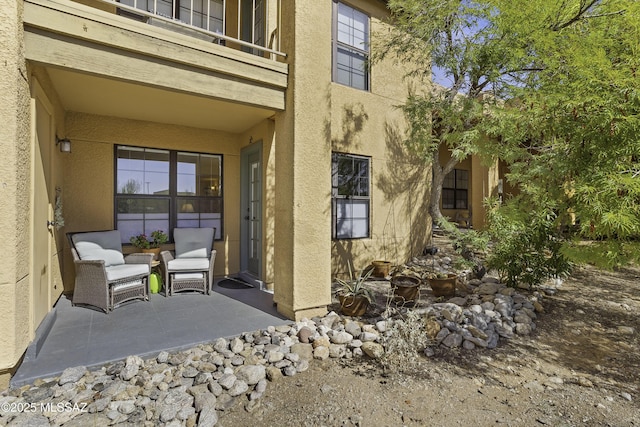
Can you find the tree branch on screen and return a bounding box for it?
[550,0,598,31]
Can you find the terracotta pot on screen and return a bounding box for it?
[371,260,392,278]
[338,294,369,317]
[142,247,161,260]
[428,274,458,297]
[391,275,421,303]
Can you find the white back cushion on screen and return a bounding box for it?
[174,228,214,259]
[72,230,125,267]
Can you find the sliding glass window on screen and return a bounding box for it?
[115,146,223,244]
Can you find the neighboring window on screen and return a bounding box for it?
[332,1,370,91]
[332,153,370,239]
[116,146,223,244]
[442,169,469,209]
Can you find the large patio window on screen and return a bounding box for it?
[332,1,370,91]
[332,153,370,239]
[442,169,469,209]
[115,146,223,244]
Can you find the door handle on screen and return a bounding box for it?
[245,216,250,220]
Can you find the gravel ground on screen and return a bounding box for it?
[217,264,640,427]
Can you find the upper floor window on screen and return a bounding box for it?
[119,0,224,33]
[115,146,223,244]
[332,153,370,239]
[332,1,370,91]
[442,169,469,209]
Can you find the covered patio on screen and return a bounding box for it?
[11,280,289,388]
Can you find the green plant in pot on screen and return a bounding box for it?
[335,263,375,316]
[130,230,168,260]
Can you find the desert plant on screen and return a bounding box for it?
[379,310,432,374]
[335,262,375,304]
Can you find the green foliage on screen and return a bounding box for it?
[562,240,640,270]
[379,0,640,263]
[334,263,375,304]
[437,218,489,263]
[486,200,572,288]
[129,230,168,249]
[483,0,640,242]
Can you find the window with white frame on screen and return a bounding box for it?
[332,153,370,239]
[332,1,370,91]
[442,169,469,209]
[115,146,223,244]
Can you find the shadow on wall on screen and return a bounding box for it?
[329,102,371,278]
[330,102,369,153]
[328,102,431,278]
[376,120,431,262]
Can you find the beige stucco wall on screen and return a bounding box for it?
[0,13,65,388]
[330,0,432,275]
[0,0,31,389]
[272,0,334,320]
[273,0,431,319]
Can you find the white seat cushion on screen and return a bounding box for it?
[72,230,125,266]
[111,279,144,292]
[173,272,205,280]
[168,258,210,271]
[106,264,149,282]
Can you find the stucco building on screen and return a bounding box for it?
[0,0,438,386]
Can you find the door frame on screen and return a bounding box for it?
[239,141,264,288]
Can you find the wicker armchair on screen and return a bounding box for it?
[160,228,216,296]
[68,231,153,313]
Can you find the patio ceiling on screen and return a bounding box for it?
[46,67,276,133]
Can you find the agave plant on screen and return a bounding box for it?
[335,262,375,304]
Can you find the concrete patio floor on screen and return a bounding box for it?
[10,279,290,388]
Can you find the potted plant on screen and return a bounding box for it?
[428,272,458,297]
[335,264,375,316]
[390,275,421,304]
[371,260,392,278]
[130,230,168,260]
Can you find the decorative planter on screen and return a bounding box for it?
[149,272,162,294]
[391,275,421,303]
[428,274,458,297]
[371,260,392,278]
[338,294,369,317]
[142,247,161,260]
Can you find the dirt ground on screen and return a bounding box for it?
[218,263,640,427]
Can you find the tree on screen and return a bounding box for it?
[486,0,640,243]
[120,179,141,194]
[375,0,529,223]
[377,0,640,265]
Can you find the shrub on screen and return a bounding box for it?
[379,310,432,374]
[486,201,572,288]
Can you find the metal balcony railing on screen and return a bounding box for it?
[94,0,285,59]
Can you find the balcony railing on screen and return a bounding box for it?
[94,0,285,59]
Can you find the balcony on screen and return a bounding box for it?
[113,0,284,60]
[23,0,288,132]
